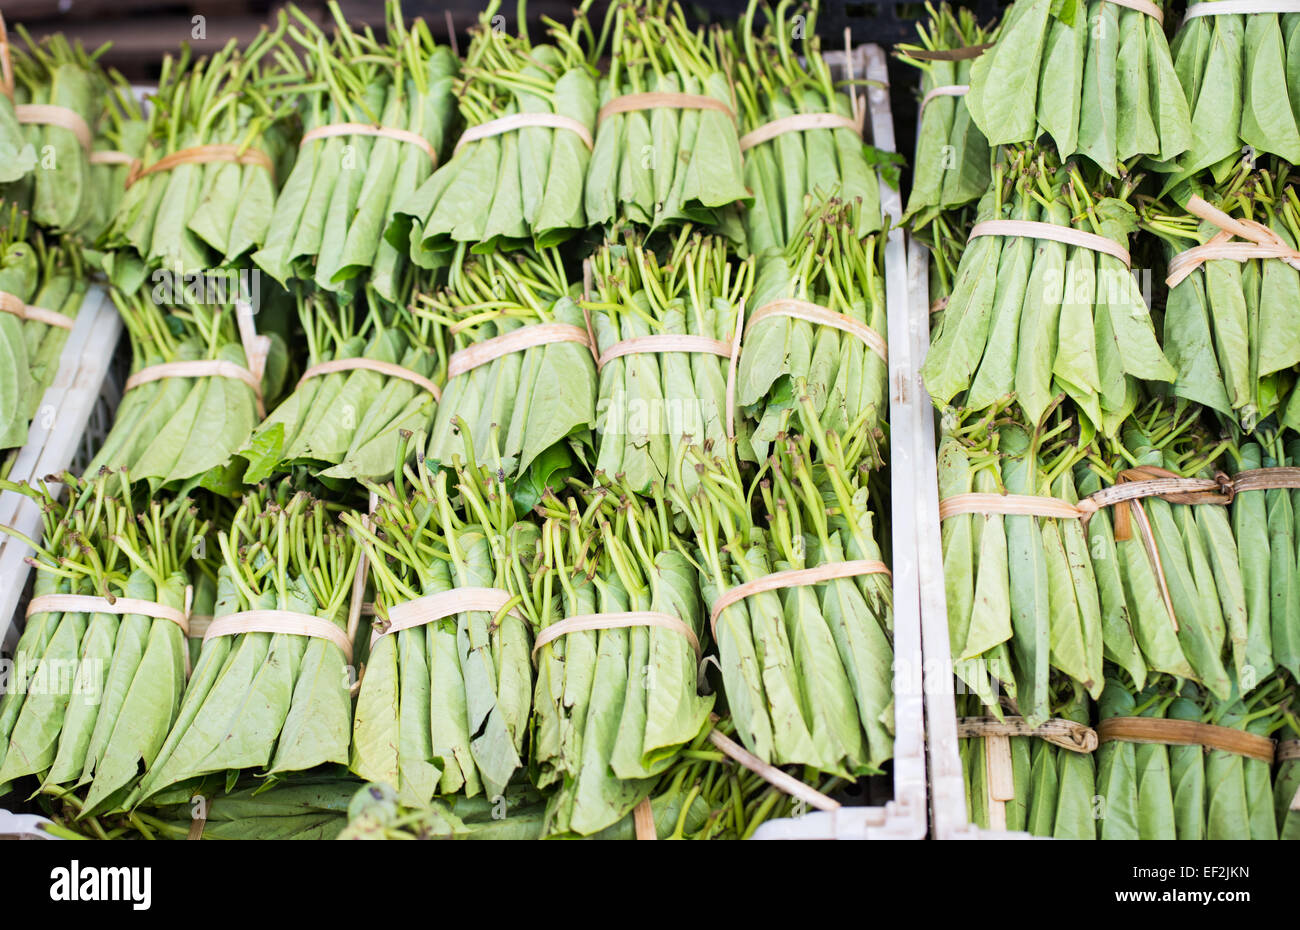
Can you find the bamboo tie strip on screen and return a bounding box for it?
[1166,195,1300,287]
[301,122,438,163]
[596,92,737,127]
[89,150,136,166]
[370,586,521,647]
[968,220,1132,268]
[738,113,862,153]
[446,323,594,378]
[296,357,442,401]
[1184,0,1300,16]
[595,333,733,369]
[983,731,1014,826]
[1100,0,1165,21]
[0,290,75,330]
[633,798,657,840]
[125,143,275,190]
[531,611,701,659]
[204,610,355,663]
[896,43,991,62]
[938,492,1084,521]
[705,719,842,813]
[124,360,266,418]
[187,805,207,840]
[453,112,594,155]
[746,298,888,363]
[919,84,970,112]
[27,589,194,637]
[956,716,1100,753]
[1096,717,1277,763]
[958,715,1099,827]
[708,559,891,638]
[14,103,93,151]
[1232,467,1300,492]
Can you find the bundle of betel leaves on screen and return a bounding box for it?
[0,471,204,813]
[2,65,147,248]
[897,3,994,233]
[240,285,443,485]
[585,227,751,495]
[0,211,90,452]
[1083,408,1262,699]
[252,1,458,302]
[339,717,846,839]
[964,0,1190,178]
[390,0,598,258]
[961,672,1300,840]
[84,292,289,491]
[101,24,296,291]
[1091,674,1292,840]
[342,442,534,805]
[526,481,713,836]
[1228,436,1300,683]
[0,207,42,455]
[1169,3,1300,185]
[922,146,1175,439]
[3,238,88,452]
[28,773,360,840]
[1140,161,1300,434]
[730,0,886,258]
[735,194,888,462]
[135,774,360,840]
[938,411,1103,719]
[414,246,595,489]
[670,398,894,776]
[584,0,748,240]
[132,484,361,806]
[0,26,108,235]
[956,682,1097,838]
[941,396,1300,719]
[81,75,150,250]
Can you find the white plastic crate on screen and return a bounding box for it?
[750,43,926,841]
[0,284,125,653]
[907,240,1037,840]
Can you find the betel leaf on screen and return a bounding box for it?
[512,442,576,514]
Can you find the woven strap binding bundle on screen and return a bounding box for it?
[708,559,891,638]
[958,715,1099,828]
[1096,717,1277,763]
[0,290,75,330]
[939,464,1300,634]
[957,716,1099,753]
[596,92,737,127]
[446,323,595,379]
[453,113,594,156]
[531,611,700,660]
[124,143,275,190]
[1167,194,1300,287]
[368,587,522,647]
